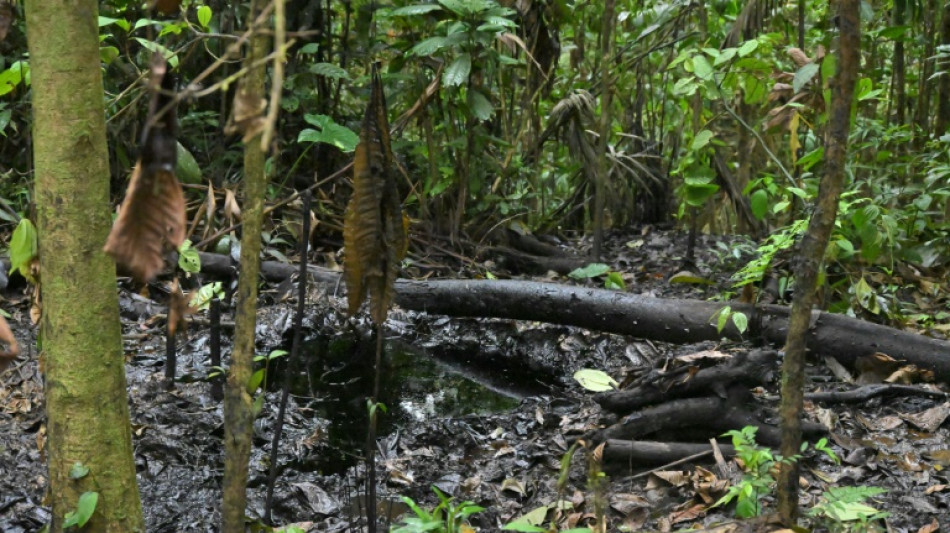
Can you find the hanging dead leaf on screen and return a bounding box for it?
[224,188,241,222]
[344,63,407,324]
[0,314,19,373]
[225,91,267,142]
[105,54,186,283]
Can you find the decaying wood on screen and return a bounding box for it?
[603,440,736,468]
[595,349,778,413]
[590,387,826,447]
[192,254,950,382]
[801,383,950,404]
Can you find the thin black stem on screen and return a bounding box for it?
[263,190,312,523]
[209,298,224,402]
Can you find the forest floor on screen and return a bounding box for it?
[2,227,950,532]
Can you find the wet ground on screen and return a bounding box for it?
[2,228,950,531]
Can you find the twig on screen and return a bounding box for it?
[260,0,286,151]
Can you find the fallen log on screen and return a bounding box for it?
[603,439,736,468]
[595,349,778,413]
[194,252,950,381]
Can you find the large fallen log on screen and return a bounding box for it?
[195,252,950,381]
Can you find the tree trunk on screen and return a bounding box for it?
[777,0,860,522]
[25,2,144,531]
[222,1,270,530]
[936,0,950,135]
[593,0,615,260]
[892,0,906,126]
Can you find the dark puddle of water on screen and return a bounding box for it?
[278,332,522,475]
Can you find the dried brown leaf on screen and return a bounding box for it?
[225,91,267,142]
[0,314,19,373]
[105,165,186,282]
[344,64,406,324]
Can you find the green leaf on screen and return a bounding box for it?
[189,282,223,311]
[133,38,179,67]
[390,4,443,15]
[178,240,201,273]
[197,5,212,29]
[691,129,715,151]
[309,62,350,79]
[692,55,714,81]
[793,62,819,93]
[468,90,493,121]
[715,47,737,66]
[684,183,719,206]
[443,53,472,87]
[731,312,748,334]
[297,114,359,152]
[247,368,265,393]
[298,43,320,55]
[251,394,265,418]
[0,61,28,96]
[410,36,449,56]
[573,369,619,392]
[176,142,202,184]
[100,46,120,65]
[750,189,768,220]
[503,522,547,532]
[439,0,486,16]
[99,16,131,32]
[605,272,626,290]
[63,492,98,529]
[568,263,610,279]
[737,39,758,57]
[69,462,90,480]
[8,218,37,278]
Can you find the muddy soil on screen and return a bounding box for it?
[2,228,949,532]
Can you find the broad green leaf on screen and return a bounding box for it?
[99,16,131,31]
[508,505,549,527]
[63,492,98,529]
[100,46,120,65]
[744,76,767,104]
[691,129,715,150]
[573,369,618,392]
[715,47,737,66]
[716,306,730,332]
[298,114,359,152]
[731,312,748,334]
[568,263,610,279]
[251,393,265,418]
[692,55,714,81]
[443,53,472,87]
[8,218,37,278]
[468,89,493,120]
[390,4,443,15]
[410,36,448,56]
[750,189,768,220]
[737,39,758,57]
[309,62,349,79]
[672,77,698,96]
[176,142,202,184]
[189,282,223,311]
[0,61,27,96]
[439,0,486,16]
[134,38,179,67]
[824,501,884,522]
[684,183,719,206]
[178,240,201,273]
[605,272,626,290]
[298,43,319,54]
[793,62,820,93]
[247,368,265,393]
[197,5,212,29]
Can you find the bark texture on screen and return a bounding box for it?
[777,0,860,522]
[222,3,269,530]
[25,1,144,530]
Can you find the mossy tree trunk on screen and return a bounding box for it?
[776,0,860,523]
[24,1,144,532]
[221,1,269,530]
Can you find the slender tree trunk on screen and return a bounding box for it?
[892,0,906,126]
[222,1,269,530]
[915,0,939,144]
[935,0,950,135]
[25,2,143,531]
[593,0,615,260]
[777,0,860,523]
